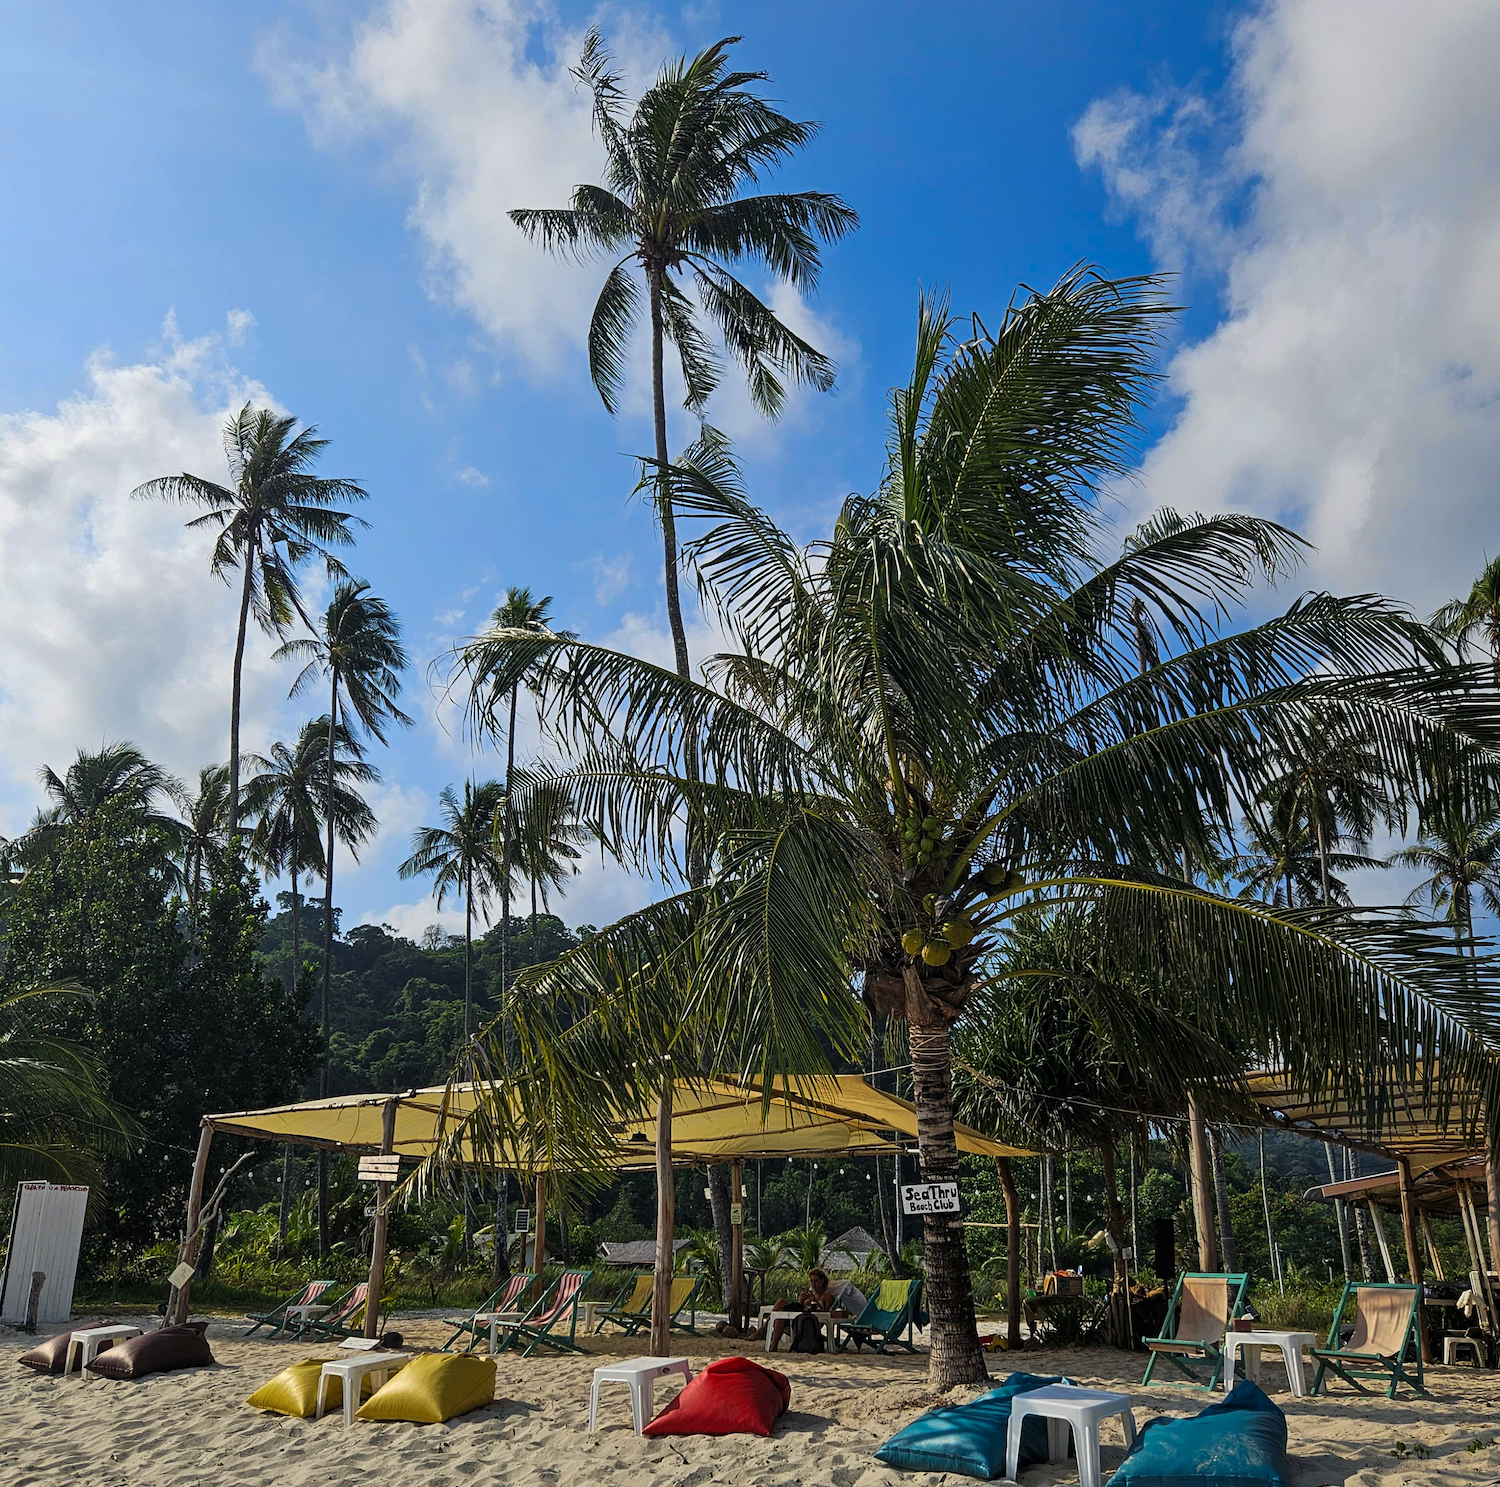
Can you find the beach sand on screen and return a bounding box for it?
[3,1314,1497,1486]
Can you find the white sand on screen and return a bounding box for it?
[3,1314,1497,1486]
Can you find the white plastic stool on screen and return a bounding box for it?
[588,1356,691,1434]
[65,1325,142,1380]
[1005,1383,1137,1487]
[1443,1335,1482,1366]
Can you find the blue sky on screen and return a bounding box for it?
[3,0,1497,935]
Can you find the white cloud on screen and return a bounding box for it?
[453,464,489,487]
[0,316,289,837]
[361,897,466,941]
[1074,0,1500,615]
[583,551,633,605]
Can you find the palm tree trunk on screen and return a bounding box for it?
[1314,817,1331,908]
[904,966,986,1387]
[650,1079,675,1357]
[228,553,255,831]
[1324,1142,1352,1282]
[290,862,300,995]
[648,268,691,683]
[464,867,473,1041]
[501,683,518,995]
[995,1156,1022,1350]
[278,1144,293,1254]
[318,674,339,1259]
[1099,1131,1131,1346]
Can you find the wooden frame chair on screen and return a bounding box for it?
[1142,1272,1249,1389]
[1310,1283,1426,1399]
[494,1269,593,1357]
[440,1272,536,1352]
[244,1279,333,1338]
[298,1281,372,1341]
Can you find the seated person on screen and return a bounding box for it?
[746,1268,869,1350]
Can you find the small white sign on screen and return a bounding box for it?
[169,1262,197,1288]
[900,1181,961,1216]
[357,1156,401,1183]
[364,1204,378,1218]
[729,1203,744,1227]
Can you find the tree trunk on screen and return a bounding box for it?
[501,684,517,996]
[318,674,339,1259]
[905,968,986,1387]
[1209,1128,1239,1271]
[1187,1091,1218,1271]
[707,1165,735,1311]
[1348,1149,1375,1280]
[650,1080,675,1357]
[995,1156,1023,1351]
[227,546,255,832]
[277,1143,293,1255]
[290,863,300,996]
[464,869,473,1041]
[492,1171,511,1284]
[1486,1132,1500,1277]
[648,268,690,682]
[1099,1131,1131,1346]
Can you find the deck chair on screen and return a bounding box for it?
[833,1277,925,1354]
[593,1271,654,1333]
[244,1279,333,1338]
[1142,1272,1249,1389]
[494,1269,593,1358]
[1310,1283,1426,1399]
[441,1272,536,1352]
[298,1281,372,1341]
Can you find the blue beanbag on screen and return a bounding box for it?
[874,1372,1073,1479]
[1106,1380,1290,1487]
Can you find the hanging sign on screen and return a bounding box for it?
[900,1181,961,1216]
[729,1204,744,1227]
[357,1155,401,1184]
[168,1262,197,1289]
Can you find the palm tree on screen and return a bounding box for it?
[398,780,509,1040]
[133,404,368,828]
[172,765,230,926]
[1434,553,1500,681]
[509,30,857,692]
[1390,792,1500,948]
[451,270,1500,1385]
[1233,799,1384,909]
[507,761,587,955]
[278,579,409,1252]
[478,589,574,993]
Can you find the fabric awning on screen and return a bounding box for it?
[205,1073,1037,1168]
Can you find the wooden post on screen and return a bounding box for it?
[1487,1137,1500,1276]
[650,1081,675,1357]
[171,1122,214,1323]
[533,1172,548,1274]
[1187,1092,1219,1271]
[729,1158,745,1331]
[995,1156,1022,1350]
[1418,1209,1445,1280]
[364,1097,398,1338]
[1396,1159,1431,1362]
[1366,1198,1397,1281]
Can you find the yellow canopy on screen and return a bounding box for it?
[205,1073,1036,1168]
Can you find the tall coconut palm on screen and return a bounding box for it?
[398,780,509,1040]
[278,580,409,1252]
[1390,793,1500,948]
[450,270,1500,1384]
[172,765,230,927]
[1434,553,1500,681]
[133,404,368,828]
[510,30,856,692]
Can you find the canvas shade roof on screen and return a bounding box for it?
[205,1073,1036,1168]
[1299,1154,1489,1217]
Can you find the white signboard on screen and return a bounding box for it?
[0,1183,88,1324]
[900,1181,961,1216]
[357,1155,401,1183]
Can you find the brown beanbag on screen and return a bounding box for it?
[86,1324,214,1380]
[17,1325,109,1375]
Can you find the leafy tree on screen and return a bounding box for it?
[454,272,1500,1385]
[1434,552,1500,680]
[277,579,409,1252]
[133,404,368,827]
[510,30,856,688]
[1390,791,1500,947]
[172,765,230,928]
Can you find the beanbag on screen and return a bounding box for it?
[1107,1380,1289,1487]
[642,1356,790,1437]
[355,1352,495,1424]
[17,1325,108,1375]
[86,1324,213,1380]
[245,1358,377,1418]
[875,1372,1071,1479]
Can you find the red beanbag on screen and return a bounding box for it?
[642,1355,791,1437]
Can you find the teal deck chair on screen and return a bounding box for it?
[1142,1272,1249,1389]
[441,1272,537,1352]
[1310,1282,1426,1399]
[244,1279,333,1338]
[833,1277,926,1354]
[494,1269,594,1358]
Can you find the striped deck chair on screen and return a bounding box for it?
[244,1279,333,1338]
[1311,1283,1426,1399]
[299,1281,372,1341]
[495,1269,593,1358]
[442,1272,537,1352]
[833,1277,925,1354]
[1142,1272,1249,1389]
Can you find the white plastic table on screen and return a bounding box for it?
[1222,1330,1317,1397]
[315,1351,411,1425]
[65,1325,142,1380]
[760,1307,832,1352]
[588,1356,691,1433]
[1005,1383,1137,1487]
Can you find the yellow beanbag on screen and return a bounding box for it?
[355,1352,495,1424]
[245,1358,374,1418]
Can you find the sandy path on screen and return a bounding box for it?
[2,1315,1497,1485]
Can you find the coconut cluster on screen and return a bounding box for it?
[898,864,1025,966]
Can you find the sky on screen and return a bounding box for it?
[2,0,1498,939]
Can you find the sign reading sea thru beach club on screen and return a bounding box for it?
[900,1181,961,1215]
[357,1155,401,1183]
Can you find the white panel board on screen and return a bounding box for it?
[0,1183,88,1323]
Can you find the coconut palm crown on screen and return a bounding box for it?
[447,269,1500,1387]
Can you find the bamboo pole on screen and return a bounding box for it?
[995,1156,1022,1350]
[1396,1160,1432,1362]
[533,1173,548,1275]
[171,1123,214,1323]
[364,1097,398,1338]
[1366,1198,1397,1281]
[729,1158,745,1331]
[1187,1092,1219,1271]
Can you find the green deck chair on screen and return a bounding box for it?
[244,1279,333,1338]
[832,1277,926,1354]
[1142,1272,1249,1389]
[298,1281,372,1341]
[441,1272,537,1352]
[495,1268,594,1358]
[594,1272,703,1336]
[593,1271,654,1333]
[1310,1282,1426,1399]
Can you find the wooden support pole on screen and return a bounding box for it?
[729,1158,745,1331]
[533,1172,548,1274]
[364,1097,398,1338]
[171,1122,214,1324]
[1396,1159,1432,1362]
[1187,1092,1219,1271]
[1418,1209,1445,1280]
[651,1082,675,1358]
[995,1156,1022,1350]
[1366,1198,1397,1281]
[1487,1137,1500,1276]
